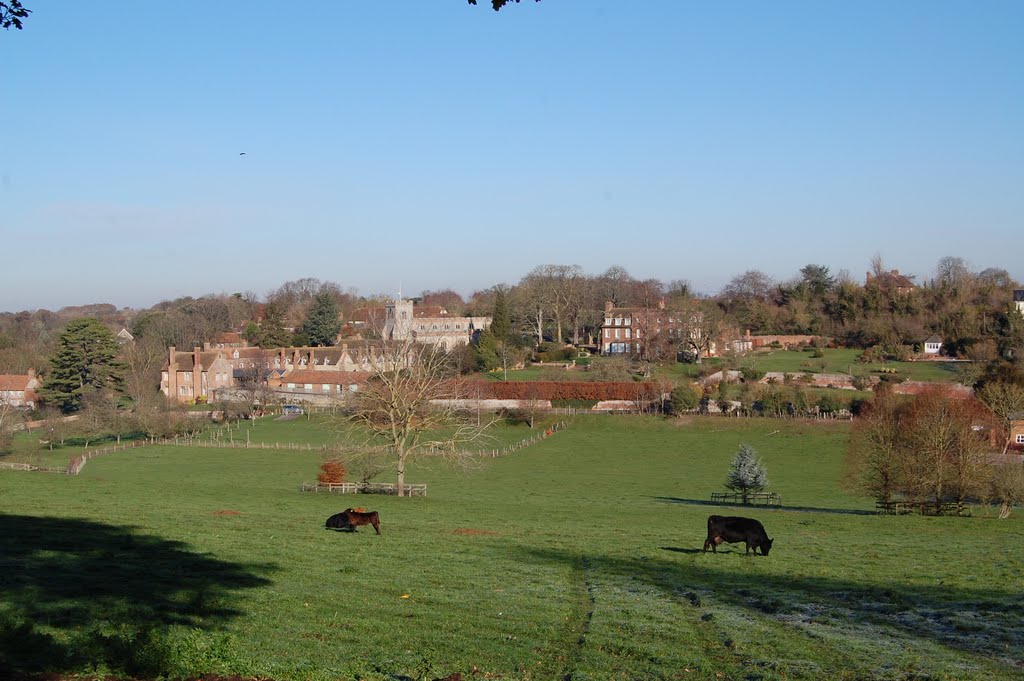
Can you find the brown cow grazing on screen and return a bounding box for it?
[703,515,772,556]
[326,508,381,535]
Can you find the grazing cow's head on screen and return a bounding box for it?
[761,537,774,556]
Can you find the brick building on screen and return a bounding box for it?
[0,369,41,409]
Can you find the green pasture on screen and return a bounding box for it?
[1,416,1022,680]
[663,348,963,384]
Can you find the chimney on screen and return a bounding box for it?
[203,341,211,351]
[605,301,614,313]
[27,368,35,379]
[746,329,751,339]
[168,346,177,366]
[658,299,665,310]
[193,347,202,368]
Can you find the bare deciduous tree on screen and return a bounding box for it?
[976,380,1024,455]
[845,388,904,503]
[347,338,491,496]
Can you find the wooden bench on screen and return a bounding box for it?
[710,492,782,506]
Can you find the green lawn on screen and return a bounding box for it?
[1,416,1021,680]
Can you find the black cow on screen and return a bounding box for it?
[326,508,381,535]
[703,515,773,556]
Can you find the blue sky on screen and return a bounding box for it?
[2,1,1022,312]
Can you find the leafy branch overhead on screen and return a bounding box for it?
[0,1,30,30]
[469,0,541,10]
[1,1,536,33]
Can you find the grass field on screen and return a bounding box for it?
[661,348,965,384]
[2,415,1022,680]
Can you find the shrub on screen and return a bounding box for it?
[470,381,665,401]
[318,460,347,484]
[550,398,599,408]
[740,367,765,382]
[669,386,699,414]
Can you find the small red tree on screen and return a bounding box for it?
[317,460,347,484]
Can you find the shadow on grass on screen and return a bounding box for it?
[653,495,876,516]
[0,514,276,679]
[511,544,1024,673]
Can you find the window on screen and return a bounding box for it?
[287,383,295,389]
[625,328,631,339]
[322,384,331,392]
[604,317,612,326]
[614,329,620,339]
[304,383,313,392]
[1017,434,1024,444]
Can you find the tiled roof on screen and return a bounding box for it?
[283,370,370,385]
[413,306,450,318]
[349,307,385,323]
[0,375,31,391]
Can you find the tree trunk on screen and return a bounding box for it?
[397,453,406,497]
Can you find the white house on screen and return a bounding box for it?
[922,334,943,355]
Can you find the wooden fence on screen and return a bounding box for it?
[710,491,782,506]
[160,437,333,451]
[300,481,427,497]
[473,420,569,458]
[3,419,570,478]
[0,461,68,474]
[875,500,971,517]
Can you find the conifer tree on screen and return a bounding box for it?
[725,443,769,504]
[491,288,511,342]
[254,303,293,348]
[42,318,124,413]
[301,292,341,347]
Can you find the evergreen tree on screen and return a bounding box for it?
[254,303,294,347]
[41,318,124,413]
[724,443,769,504]
[491,288,511,341]
[301,292,341,347]
[474,328,500,371]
